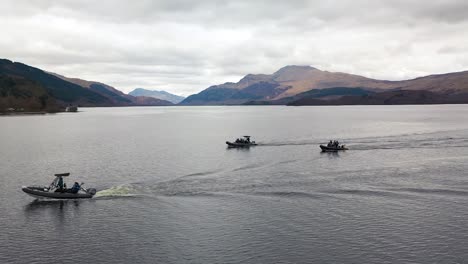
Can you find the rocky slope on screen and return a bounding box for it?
[52,74,173,106]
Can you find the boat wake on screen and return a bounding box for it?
[385,187,468,197]
[247,191,327,199]
[94,184,142,198]
[259,140,322,147]
[89,129,468,201]
[263,130,468,151]
[179,169,224,179]
[349,134,468,151]
[91,174,468,201]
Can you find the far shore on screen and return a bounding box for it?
[0,111,48,116]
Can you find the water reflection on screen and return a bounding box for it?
[226,146,251,151]
[24,199,81,213]
[320,151,340,158]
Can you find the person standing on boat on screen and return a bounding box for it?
[57,176,64,189]
[54,176,65,192]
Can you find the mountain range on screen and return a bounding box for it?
[3,58,468,112]
[0,59,172,112]
[180,65,468,105]
[128,88,185,104]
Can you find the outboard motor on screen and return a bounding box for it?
[87,188,97,196]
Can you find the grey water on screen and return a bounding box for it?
[1,105,468,264]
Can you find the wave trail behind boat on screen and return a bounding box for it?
[94,184,139,198]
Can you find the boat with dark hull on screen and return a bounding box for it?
[226,136,257,148]
[22,173,96,200]
[320,145,348,152]
[22,186,96,199]
[226,141,258,147]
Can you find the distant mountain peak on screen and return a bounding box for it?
[237,73,271,86]
[128,88,185,104]
[274,65,318,74]
[271,65,320,84]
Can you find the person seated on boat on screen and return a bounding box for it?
[70,182,81,194]
[328,140,333,147]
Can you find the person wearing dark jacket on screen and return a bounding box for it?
[70,182,80,194]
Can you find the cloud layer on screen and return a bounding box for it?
[2,0,468,95]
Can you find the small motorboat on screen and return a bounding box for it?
[65,105,78,112]
[320,140,348,152]
[22,173,96,200]
[226,136,257,148]
[320,145,348,152]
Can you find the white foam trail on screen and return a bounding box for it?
[94,184,137,197]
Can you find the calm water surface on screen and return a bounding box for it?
[1,105,468,263]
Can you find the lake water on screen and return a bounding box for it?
[1,105,468,264]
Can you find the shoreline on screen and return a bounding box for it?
[0,111,49,116]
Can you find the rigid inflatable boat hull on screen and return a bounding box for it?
[22,186,94,199]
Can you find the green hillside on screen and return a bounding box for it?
[0,59,112,106]
[0,75,61,112]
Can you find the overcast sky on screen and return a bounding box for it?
[1,0,468,96]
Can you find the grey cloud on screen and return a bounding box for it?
[5,0,468,25]
[438,45,468,54]
[1,0,468,95]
